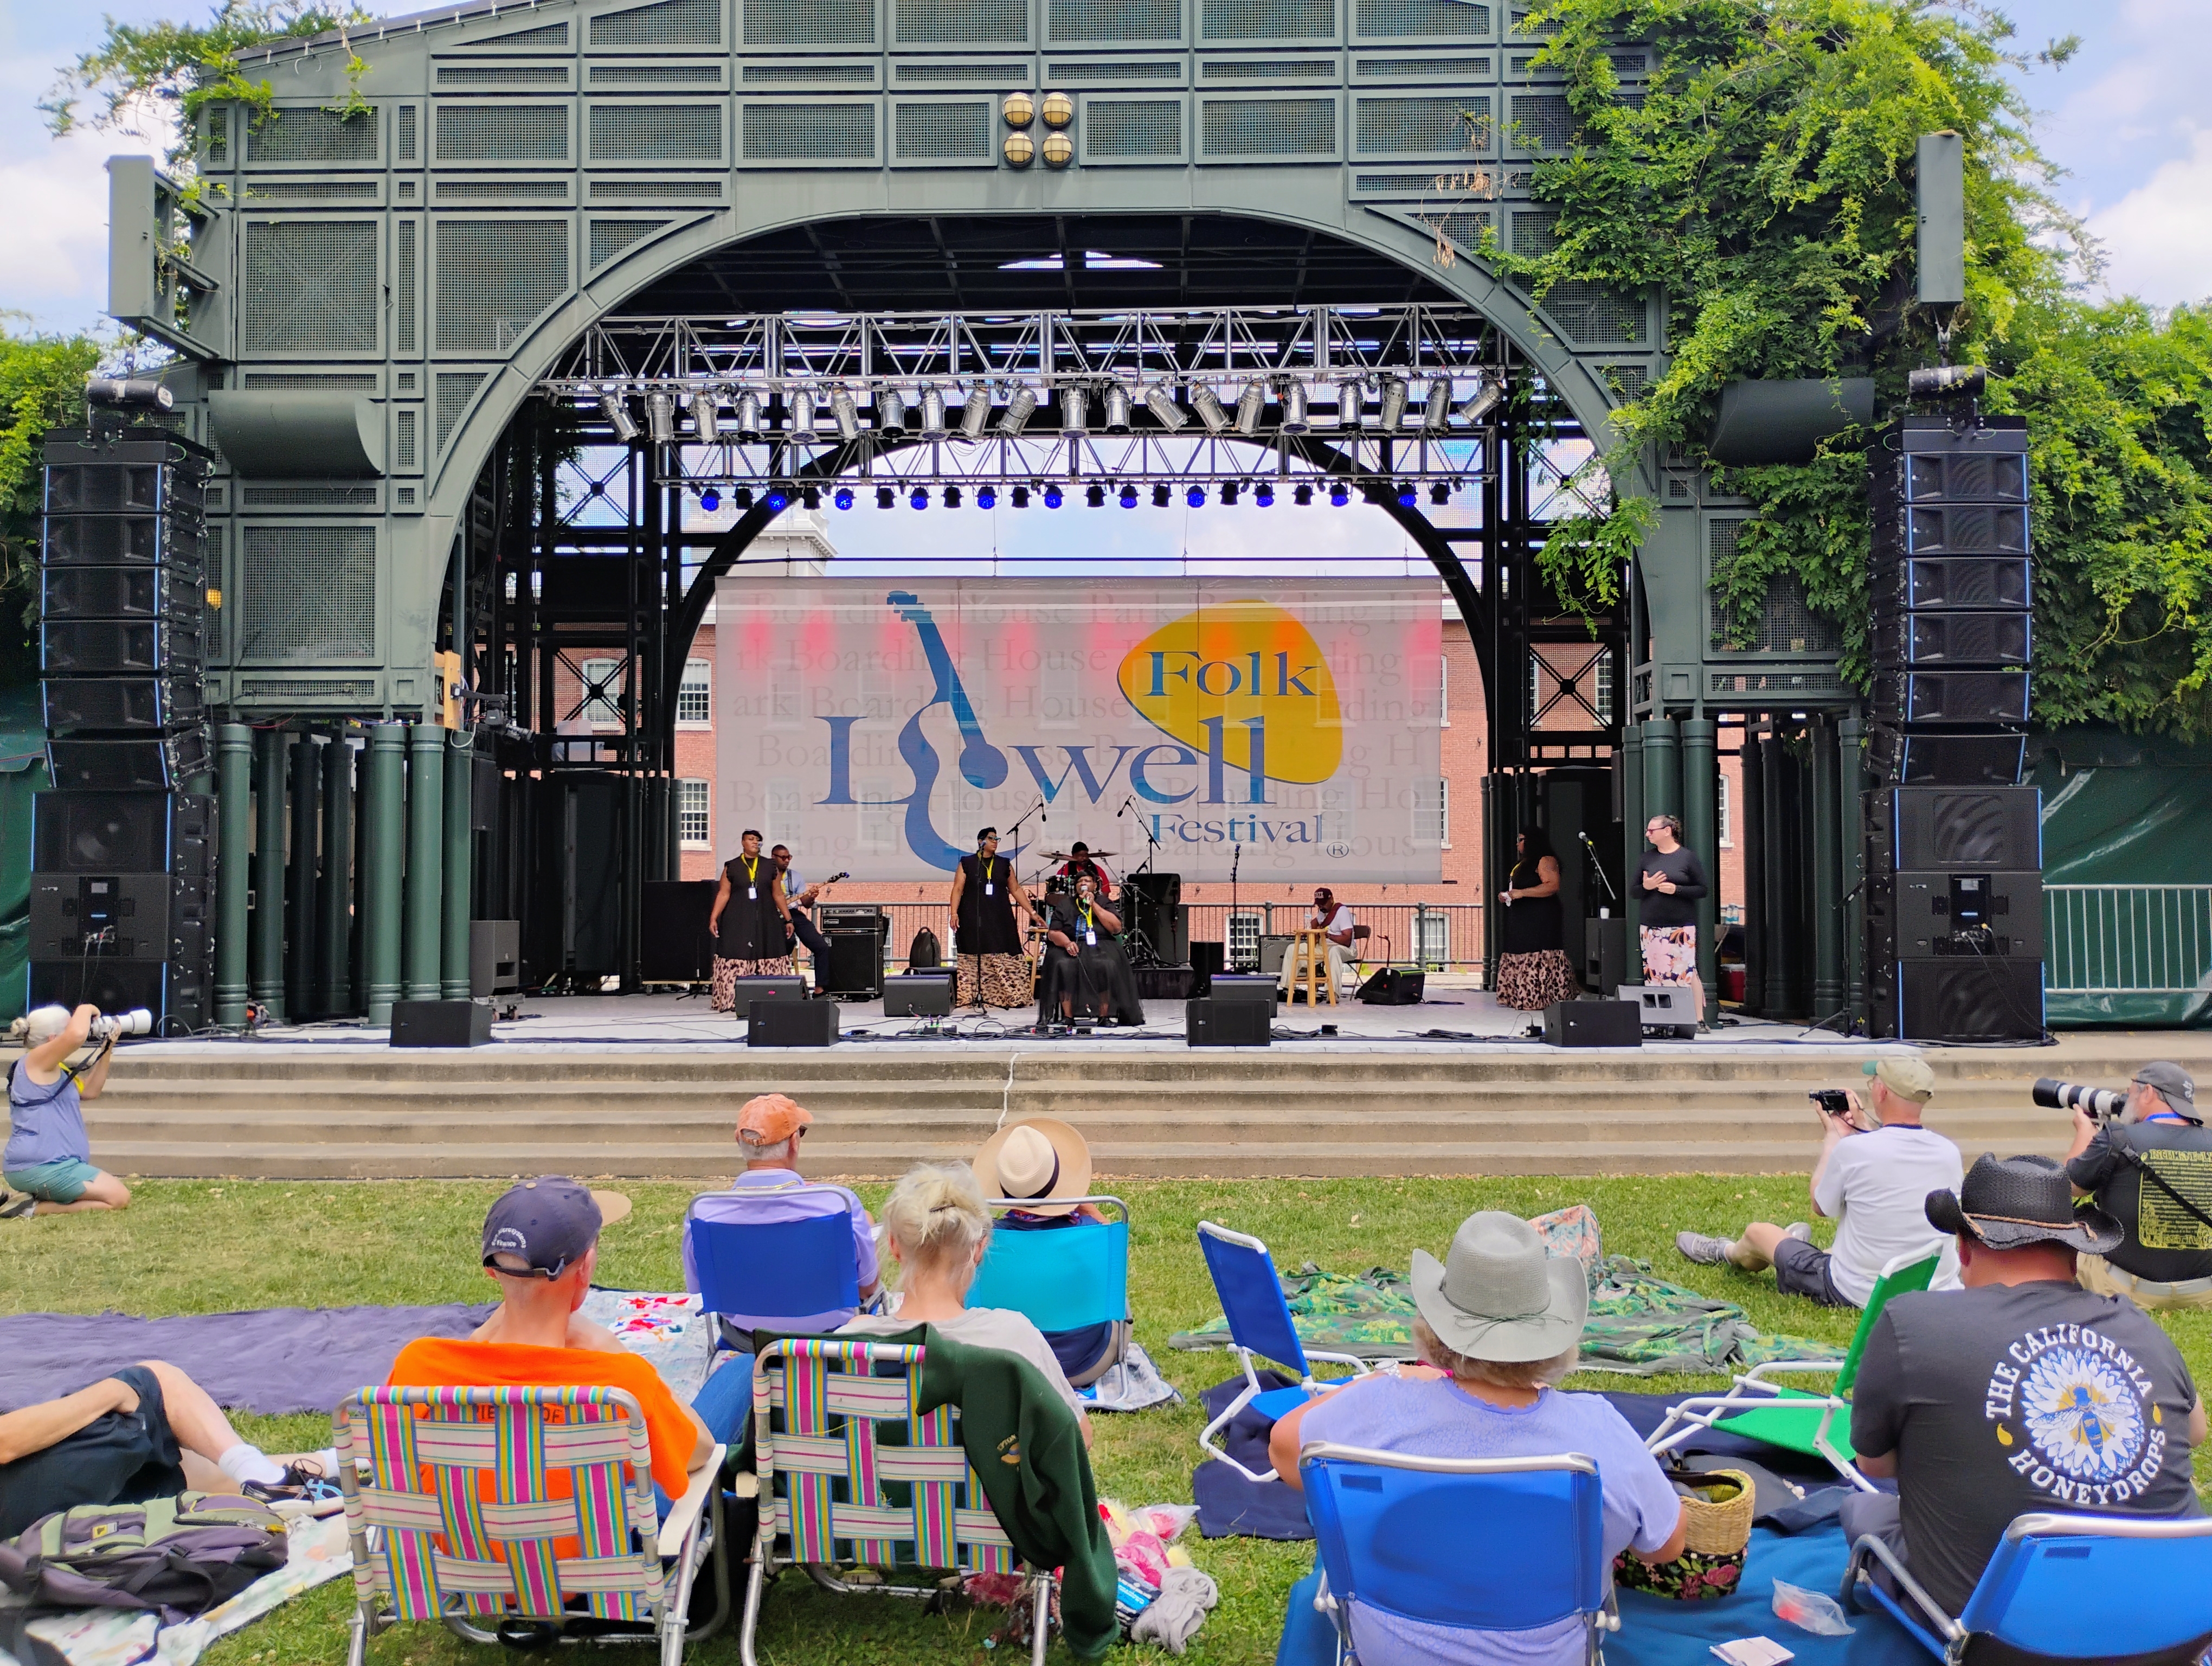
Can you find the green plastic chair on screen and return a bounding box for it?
[1644,1242,1946,1490]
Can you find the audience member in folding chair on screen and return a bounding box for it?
[738,1337,1053,1666]
[1643,1242,1946,1490]
[335,1384,728,1666]
[1197,1220,1388,1482]
[972,1118,1132,1387]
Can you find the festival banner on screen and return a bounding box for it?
[711,577,1443,882]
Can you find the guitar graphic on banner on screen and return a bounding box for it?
[886,591,1009,869]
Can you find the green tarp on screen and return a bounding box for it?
[0,684,49,1024]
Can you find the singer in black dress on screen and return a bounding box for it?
[1494,825,1581,1010]
[708,829,792,1011]
[948,827,1041,1008]
[1036,873,1144,1027]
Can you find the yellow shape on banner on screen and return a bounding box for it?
[1116,602,1340,783]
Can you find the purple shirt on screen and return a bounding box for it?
[681,1168,879,1334]
[1300,1375,1681,1666]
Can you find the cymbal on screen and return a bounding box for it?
[1037,849,1117,860]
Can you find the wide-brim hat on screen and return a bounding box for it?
[973,1117,1092,1217]
[1925,1152,2123,1255]
[1410,1211,1589,1364]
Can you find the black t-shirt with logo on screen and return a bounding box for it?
[1851,1281,2201,1617]
[2068,1119,2212,1283]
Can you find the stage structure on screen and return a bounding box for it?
[72,0,1889,1022]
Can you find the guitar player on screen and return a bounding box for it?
[770,844,844,969]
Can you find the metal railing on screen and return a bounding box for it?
[2044,886,2212,995]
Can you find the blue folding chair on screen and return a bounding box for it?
[1301,1443,1618,1666]
[1843,1510,2212,1665]
[685,1187,872,1351]
[1196,1220,1379,1482]
[966,1197,1131,1386]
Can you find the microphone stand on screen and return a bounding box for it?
[1230,843,1242,967]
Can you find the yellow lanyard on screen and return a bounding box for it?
[1078,903,1095,936]
[740,856,760,886]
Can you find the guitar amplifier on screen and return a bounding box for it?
[817,904,886,926]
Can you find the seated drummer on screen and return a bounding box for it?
[975,1119,1122,1385]
[1054,842,1115,901]
[1037,871,1143,1027]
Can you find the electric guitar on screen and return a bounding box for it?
[790,870,851,907]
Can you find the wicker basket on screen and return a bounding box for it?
[1611,1469,1754,1601]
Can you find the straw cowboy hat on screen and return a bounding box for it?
[1411,1211,1589,1363]
[1925,1153,2123,1256]
[973,1117,1092,1218]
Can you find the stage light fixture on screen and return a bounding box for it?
[1281,381,1310,434]
[1190,384,1231,435]
[1233,380,1266,436]
[830,385,861,441]
[1103,380,1134,433]
[1329,482,1349,506]
[765,484,792,512]
[919,383,948,438]
[1012,484,1030,506]
[1455,374,1504,424]
[1118,483,1138,508]
[944,485,962,508]
[788,387,816,435]
[877,387,908,432]
[792,486,814,510]
[1143,385,1186,432]
[1396,482,1417,508]
[1293,483,1312,506]
[1041,131,1072,168]
[735,486,755,509]
[877,485,896,509]
[1255,482,1275,507]
[732,387,763,439]
[1085,483,1105,508]
[1060,386,1088,436]
[1187,485,1205,507]
[1000,385,1039,435]
[910,486,929,509]
[1152,483,1171,507]
[1044,484,1063,507]
[978,484,996,508]
[1420,380,1452,433]
[834,485,855,510]
[1378,377,1409,430]
[1430,482,1451,505]
[1336,376,1365,431]
[959,383,993,440]
[599,389,640,443]
[700,487,721,512]
[645,391,677,445]
[1221,482,1240,505]
[690,390,721,444]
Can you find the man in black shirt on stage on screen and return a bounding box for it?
[2066,1060,2212,1310]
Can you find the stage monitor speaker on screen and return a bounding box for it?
[1617,983,1696,1039]
[1868,870,2043,959]
[1189,939,1225,994]
[1356,967,1425,1004]
[1871,956,2045,1042]
[1866,727,2025,787]
[30,957,206,1031]
[29,872,210,962]
[43,562,203,622]
[35,791,213,874]
[1186,996,1271,1047]
[1870,610,2030,668]
[883,974,954,1017]
[729,977,806,1016]
[47,729,209,791]
[391,999,494,1047]
[42,618,201,676]
[1585,917,1627,996]
[639,879,715,982]
[1205,973,1278,1005]
[43,673,203,734]
[1872,669,2030,727]
[1872,785,2040,871]
[471,920,521,996]
[1542,1000,1641,1048]
[1873,556,2031,614]
[819,929,884,998]
[750,998,838,1047]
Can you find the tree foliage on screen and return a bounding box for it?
[1504,0,2212,736]
[0,328,104,687]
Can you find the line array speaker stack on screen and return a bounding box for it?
[1865,414,2043,1040]
[28,428,215,1031]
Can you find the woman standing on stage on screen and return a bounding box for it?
[1637,812,1707,1026]
[708,827,792,1012]
[948,826,1041,1008]
[1494,825,1581,1011]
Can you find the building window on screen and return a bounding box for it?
[1416,777,1449,847]
[678,778,710,847]
[677,658,711,726]
[579,657,623,727]
[1438,652,1449,726]
[1718,771,1733,847]
[1595,648,1615,721]
[1416,910,1451,967]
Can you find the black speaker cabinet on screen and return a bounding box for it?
[30,957,206,1031]
[883,974,954,1017]
[749,998,838,1047]
[42,618,201,676]
[1868,870,2044,960]
[1205,973,1278,1005]
[1186,997,1271,1047]
[1870,610,2030,668]
[391,999,495,1047]
[43,562,203,622]
[47,729,210,792]
[639,879,715,982]
[1870,956,2046,1042]
[818,930,884,998]
[40,513,204,570]
[1356,967,1426,1004]
[42,435,209,513]
[1543,1000,1642,1048]
[1872,669,2030,727]
[29,872,210,962]
[1872,557,2031,614]
[1866,727,2026,788]
[35,791,213,874]
[728,976,806,1016]
[1872,786,2040,871]
[43,672,203,734]
[1188,939,1225,994]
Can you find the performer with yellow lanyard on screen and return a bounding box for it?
[709,827,792,1012]
[947,826,1043,1009]
[1037,871,1145,1027]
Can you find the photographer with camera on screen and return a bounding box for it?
[1676,1054,1962,1306]
[2057,1062,2212,1310]
[4,1004,134,1217]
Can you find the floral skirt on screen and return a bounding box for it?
[955,952,1033,1009]
[1639,925,1698,985]
[711,954,795,1013]
[1494,949,1581,1011]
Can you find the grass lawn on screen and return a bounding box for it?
[6,1172,2208,1666]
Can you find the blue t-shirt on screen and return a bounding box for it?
[1299,1374,1681,1666]
[6,1061,90,1172]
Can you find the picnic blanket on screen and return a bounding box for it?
[1167,1206,1844,1375]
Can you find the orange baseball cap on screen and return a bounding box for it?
[736,1093,812,1144]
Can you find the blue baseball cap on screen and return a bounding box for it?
[481,1177,629,1278]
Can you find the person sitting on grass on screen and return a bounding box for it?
[0,1360,338,1537]
[1675,1053,1962,1306]
[839,1162,1094,1445]
[4,1004,130,1216]
[1269,1211,1686,1666]
[1842,1154,2206,1620]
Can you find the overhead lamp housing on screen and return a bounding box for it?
[1336,376,1365,431]
[1420,380,1452,433]
[830,385,862,441]
[599,389,640,444]
[919,383,948,438]
[1378,377,1409,430]
[690,390,721,444]
[877,388,908,432]
[1281,381,1310,434]
[732,387,763,439]
[1142,385,1186,433]
[1000,385,1039,435]
[645,390,677,445]
[1190,384,1231,435]
[787,387,816,435]
[1455,375,1504,424]
[1233,380,1266,437]
[959,383,993,440]
[1085,483,1105,507]
[1103,380,1134,433]
[1059,385,1088,437]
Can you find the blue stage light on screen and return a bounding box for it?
[1044,484,1063,508]
[1255,482,1275,507]
[978,485,997,509]
[1118,484,1138,508]
[699,488,720,513]
[910,486,929,509]
[764,485,790,512]
[1187,485,1205,507]
[1330,482,1349,506]
[1396,483,1417,508]
[833,486,854,510]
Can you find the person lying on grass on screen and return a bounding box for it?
[1269,1211,1687,1666]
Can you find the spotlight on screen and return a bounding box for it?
[1281,381,1310,434]
[910,486,929,509]
[732,387,763,439]
[978,484,996,508]
[1118,483,1138,507]
[1085,483,1105,507]
[1011,485,1029,507]
[1104,380,1134,433]
[1143,385,1186,432]
[834,485,855,510]
[1908,364,1986,399]
[1044,484,1063,508]
[646,390,677,445]
[1186,484,1205,508]
[877,387,908,432]
[1378,376,1409,429]
[1221,482,1240,505]
[599,389,640,443]
[1190,384,1231,435]
[877,485,896,508]
[1255,481,1275,507]
[919,384,948,438]
[1041,131,1072,167]
[1455,375,1504,424]
[735,486,755,509]
[1336,376,1365,431]
[831,385,862,441]
[959,383,993,440]
[1396,482,1417,508]
[802,486,821,510]
[700,487,721,512]
[944,485,962,508]
[1000,385,1039,434]
[1329,481,1349,506]
[691,390,722,444]
[765,484,792,512]
[1152,483,1171,508]
[1060,386,1088,436]
[1233,380,1266,437]
[1421,380,1452,433]
[787,387,816,435]
[1293,482,1312,506]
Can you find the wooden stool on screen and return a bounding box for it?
[1291,928,1339,1006]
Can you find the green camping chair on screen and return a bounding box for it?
[1643,1242,1946,1490]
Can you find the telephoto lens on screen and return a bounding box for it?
[2032,1078,2126,1120]
[87,1008,154,1042]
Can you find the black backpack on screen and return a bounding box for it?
[908,927,943,969]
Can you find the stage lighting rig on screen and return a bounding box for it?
[1104,380,1134,433]
[1143,385,1186,432]
[646,391,677,445]
[732,387,763,439]
[1190,383,1231,435]
[959,383,993,440]
[690,390,721,443]
[1000,385,1039,434]
[1233,381,1266,436]
[599,388,640,443]
[830,385,862,441]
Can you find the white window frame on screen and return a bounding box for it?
[1438,651,1449,726]
[676,657,712,728]
[579,656,623,729]
[1718,771,1733,847]
[1415,777,1449,849]
[677,778,711,848]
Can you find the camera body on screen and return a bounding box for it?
[86,1008,153,1043]
[2033,1077,2126,1122]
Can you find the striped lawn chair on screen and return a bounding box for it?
[334,1385,728,1666]
[738,1338,1053,1666]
